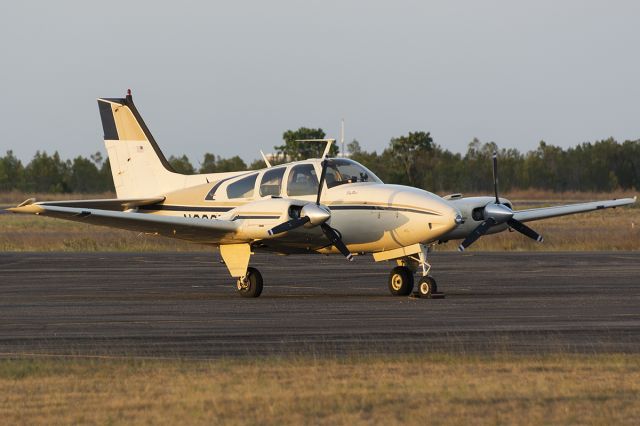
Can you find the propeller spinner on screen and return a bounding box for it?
[458,152,543,252]
[267,160,354,261]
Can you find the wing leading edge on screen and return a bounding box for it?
[512,197,636,223]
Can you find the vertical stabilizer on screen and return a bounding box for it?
[98,92,188,198]
[98,91,249,198]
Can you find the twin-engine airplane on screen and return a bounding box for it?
[9,91,636,298]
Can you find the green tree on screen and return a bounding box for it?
[346,139,362,156]
[168,155,195,174]
[68,156,102,193]
[24,151,70,193]
[216,156,247,172]
[0,150,24,191]
[274,127,338,161]
[249,158,268,170]
[99,158,115,192]
[198,153,217,173]
[389,131,434,186]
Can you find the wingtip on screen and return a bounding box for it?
[537,236,544,243]
[458,245,465,252]
[346,254,354,261]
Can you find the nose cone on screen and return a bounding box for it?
[383,184,461,239]
[428,197,461,236]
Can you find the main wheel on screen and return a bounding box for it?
[388,266,414,296]
[236,267,263,298]
[417,276,437,298]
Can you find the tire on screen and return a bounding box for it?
[388,266,414,296]
[236,267,263,298]
[417,276,436,298]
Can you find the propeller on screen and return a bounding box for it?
[458,152,543,252]
[268,159,354,260]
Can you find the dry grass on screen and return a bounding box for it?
[476,188,637,202]
[1,190,638,252]
[0,354,638,425]
[0,214,200,251]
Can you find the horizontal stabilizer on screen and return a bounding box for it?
[8,197,166,213]
[8,204,242,245]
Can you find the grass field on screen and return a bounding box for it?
[0,354,638,425]
[1,190,638,251]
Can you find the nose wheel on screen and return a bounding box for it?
[417,276,437,298]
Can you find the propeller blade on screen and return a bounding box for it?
[458,218,496,252]
[492,151,499,204]
[507,218,544,243]
[316,159,329,206]
[320,223,353,261]
[267,216,310,236]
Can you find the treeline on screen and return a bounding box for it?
[0,150,261,193]
[0,133,638,194]
[348,135,640,193]
[0,151,113,193]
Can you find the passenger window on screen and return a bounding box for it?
[259,167,285,197]
[286,164,319,196]
[226,174,258,199]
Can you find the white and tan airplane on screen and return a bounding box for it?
[8,91,637,298]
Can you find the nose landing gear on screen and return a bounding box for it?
[380,243,445,299]
[417,276,437,298]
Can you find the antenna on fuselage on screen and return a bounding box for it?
[260,150,272,168]
[295,138,336,159]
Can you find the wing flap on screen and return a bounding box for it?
[512,197,636,223]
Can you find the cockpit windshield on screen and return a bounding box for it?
[325,159,382,188]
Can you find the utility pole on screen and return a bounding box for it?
[340,118,345,157]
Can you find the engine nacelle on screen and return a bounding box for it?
[220,198,309,239]
[439,196,513,240]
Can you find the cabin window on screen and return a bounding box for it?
[259,167,286,197]
[286,164,319,196]
[226,174,258,199]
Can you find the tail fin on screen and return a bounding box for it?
[98,92,186,198]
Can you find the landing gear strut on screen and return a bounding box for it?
[386,243,443,298]
[415,244,438,298]
[236,267,263,298]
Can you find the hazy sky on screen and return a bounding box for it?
[1,1,639,165]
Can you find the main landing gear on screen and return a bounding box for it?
[386,244,442,299]
[236,267,263,298]
[219,244,265,298]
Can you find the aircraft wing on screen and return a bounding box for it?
[512,197,636,223]
[8,202,242,245]
[12,197,167,211]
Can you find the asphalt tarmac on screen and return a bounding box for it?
[1,251,639,358]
